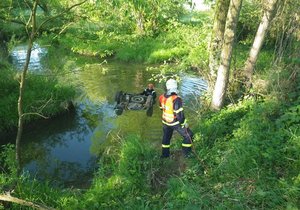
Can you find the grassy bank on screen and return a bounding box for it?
[1,2,299,208]
[1,34,299,210]
[1,91,299,209]
[0,65,75,133]
[56,15,211,71]
[73,94,300,209]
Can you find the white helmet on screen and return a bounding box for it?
[166,79,178,94]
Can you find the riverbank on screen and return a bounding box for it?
[0,104,76,146]
[1,93,299,209]
[1,53,299,209]
[1,31,299,209]
[1,31,299,210]
[0,66,76,134]
[1,0,299,208]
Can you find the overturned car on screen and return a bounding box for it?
[114,91,154,116]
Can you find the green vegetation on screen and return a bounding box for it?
[1,61,299,208]
[58,16,211,69]
[1,91,299,209]
[0,66,75,133]
[0,0,299,209]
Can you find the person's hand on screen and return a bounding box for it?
[181,123,188,128]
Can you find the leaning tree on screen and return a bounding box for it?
[211,0,243,110]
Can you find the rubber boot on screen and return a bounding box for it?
[161,148,170,158]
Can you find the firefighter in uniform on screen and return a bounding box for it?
[159,79,193,158]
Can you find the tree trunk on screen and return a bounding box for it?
[14,0,87,173]
[209,0,230,81]
[244,0,278,89]
[211,0,243,110]
[15,0,38,173]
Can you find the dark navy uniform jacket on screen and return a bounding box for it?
[141,88,156,98]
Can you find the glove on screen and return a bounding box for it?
[181,122,189,128]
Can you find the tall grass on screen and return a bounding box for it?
[1,92,299,209]
[166,96,300,209]
[76,135,162,209]
[1,10,299,208]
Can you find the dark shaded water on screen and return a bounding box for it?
[3,43,208,187]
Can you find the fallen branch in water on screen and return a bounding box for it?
[0,192,56,210]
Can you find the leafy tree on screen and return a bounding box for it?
[85,0,190,36]
[15,0,39,173]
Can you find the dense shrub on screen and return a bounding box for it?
[78,136,161,209]
[59,21,210,68]
[165,97,300,209]
[1,95,299,209]
[0,67,75,132]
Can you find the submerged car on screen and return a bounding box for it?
[114,91,154,116]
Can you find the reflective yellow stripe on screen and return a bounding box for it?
[162,120,180,126]
[174,107,183,113]
[182,143,192,147]
[162,112,174,122]
[163,113,174,117]
[162,144,170,148]
[181,119,187,127]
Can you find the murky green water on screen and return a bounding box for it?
[7,43,208,187]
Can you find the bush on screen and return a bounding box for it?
[0,67,75,132]
[79,136,160,209]
[59,23,210,68]
[1,96,299,209]
[0,68,19,132]
[162,96,299,209]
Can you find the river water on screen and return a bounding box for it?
[5,43,208,187]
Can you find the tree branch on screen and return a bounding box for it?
[37,0,88,31]
[0,15,26,26]
[37,97,53,113]
[21,112,49,119]
[21,97,53,119]
[0,192,56,210]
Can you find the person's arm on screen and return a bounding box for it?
[152,90,156,98]
[140,89,146,95]
[174,97,187,126]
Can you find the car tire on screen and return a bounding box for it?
[131,95,144,103]
[115,91,123,103]
[115,104,124,115]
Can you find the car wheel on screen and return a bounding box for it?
[131,95,144,103]
[115,91,123,103]
[115,104,124,115]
